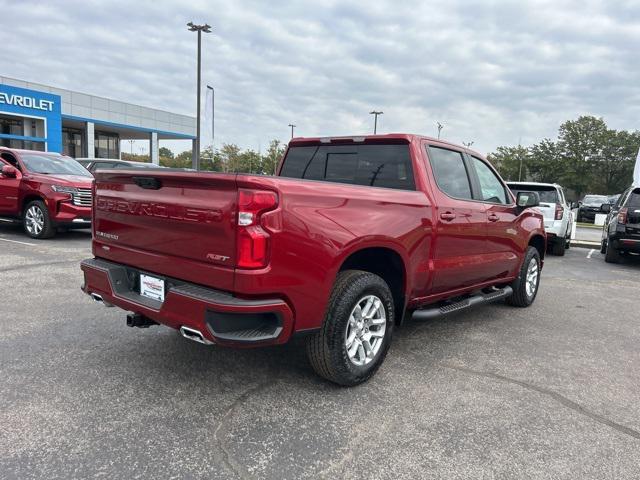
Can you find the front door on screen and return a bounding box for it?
[468,155,520,279]
[0,155,21,214]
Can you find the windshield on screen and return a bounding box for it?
[21,154,92,177]
[582,195,608,206]
[507,185,558,204]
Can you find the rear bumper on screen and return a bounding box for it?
[80,258,294,346]
[610,235,640,252]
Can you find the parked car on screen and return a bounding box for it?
[577,194,609,223]
[600,186,640,263]
[506,182,573,256]
[0,147,93,238]
[607,194,621,205]
[76,158,163,174]
[81,134,546,386]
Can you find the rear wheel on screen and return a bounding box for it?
[306,270,394,386]
[600,239,607,254]
[551,238,566,256]
[604,241,622,263]
[23,200,55,239]
[507,247,541,307]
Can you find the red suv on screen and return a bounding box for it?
[0,148,93,239]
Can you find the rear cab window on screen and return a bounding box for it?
[508,184,559,204]
[279,143,415,190]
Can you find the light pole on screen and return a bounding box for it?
[370,111,383,134]
[462,141,474,148]
[288,124,296,139]
[207,85,214,148]
[187,21,212,170]
[128,139,134,155]
[437,122,444,139]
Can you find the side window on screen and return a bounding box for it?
[470,157,508,204]
[427,146,473,199]
[1,153,20,170]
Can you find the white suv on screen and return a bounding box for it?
[507,182,574,256]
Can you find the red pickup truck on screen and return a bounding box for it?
[81,134,545,385]
[0,148,93,238]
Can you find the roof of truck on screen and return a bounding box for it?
[288,134,484,157]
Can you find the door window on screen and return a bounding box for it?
[471,157,508,204]
[427,146,473,199]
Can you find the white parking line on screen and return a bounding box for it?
[587,249,595,259]
[0,237,37,246]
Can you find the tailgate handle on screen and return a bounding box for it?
[133,177,162,190]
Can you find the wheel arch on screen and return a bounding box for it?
[21,194,48,216]
[337,245,408,326]
[528,234,546,261]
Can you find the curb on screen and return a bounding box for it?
[571,240,601,249]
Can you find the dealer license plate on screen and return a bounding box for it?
[140,273,165,302]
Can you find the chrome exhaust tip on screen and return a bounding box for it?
[180,326,214,345]
[90,292,113,307]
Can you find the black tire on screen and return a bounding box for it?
[604,242,621,264]
[600,239,607,254]
[551,238,566,256]
[306,270,394,386]
[506,246,541,308]
[22,200,55,239]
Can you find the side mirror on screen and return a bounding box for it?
[601,203,611,214]
[1,165,17,178]
[570,202,578,209]
[516,191,540,208]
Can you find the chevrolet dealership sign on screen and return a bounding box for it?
[0,83,62,152]
[0,92,55,111]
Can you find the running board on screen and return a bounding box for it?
[412,286,513,321]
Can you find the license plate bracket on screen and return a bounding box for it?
[140,273,165,302]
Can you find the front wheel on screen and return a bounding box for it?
[507,247,541,307]
[306,270,394,386]
[551,238,566,256]
[23,200,55,239]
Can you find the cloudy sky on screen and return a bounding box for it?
[1,0,639,155]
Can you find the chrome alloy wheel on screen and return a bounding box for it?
[525,257,539,298]
[25,205,45,236]
[345,295,386,366]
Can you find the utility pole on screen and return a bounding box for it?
[518,136,523,181]
[288,124,296,139]
[437,122,444,139]
[369,111,383,134]
[187,22,212,171]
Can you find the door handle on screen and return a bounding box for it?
[488,213,499,222]
[440,212,456,221]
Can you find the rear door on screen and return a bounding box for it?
[423,144,489,294]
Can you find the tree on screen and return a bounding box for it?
[159,147,174,159]
[261,139,286,175]
[488,145,529,181]
[527,139,567,184]
[557,116,608,197]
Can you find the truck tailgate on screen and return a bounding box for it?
[92,170,238,289]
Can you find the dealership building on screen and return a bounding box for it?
[0,75,196,163]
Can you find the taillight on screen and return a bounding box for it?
[617,207,628,224]
[555,204,564,220]
[236,189,278,268]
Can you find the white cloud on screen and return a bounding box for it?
[1,0,638,154]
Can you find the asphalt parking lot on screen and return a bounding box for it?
[1,226,639,480]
